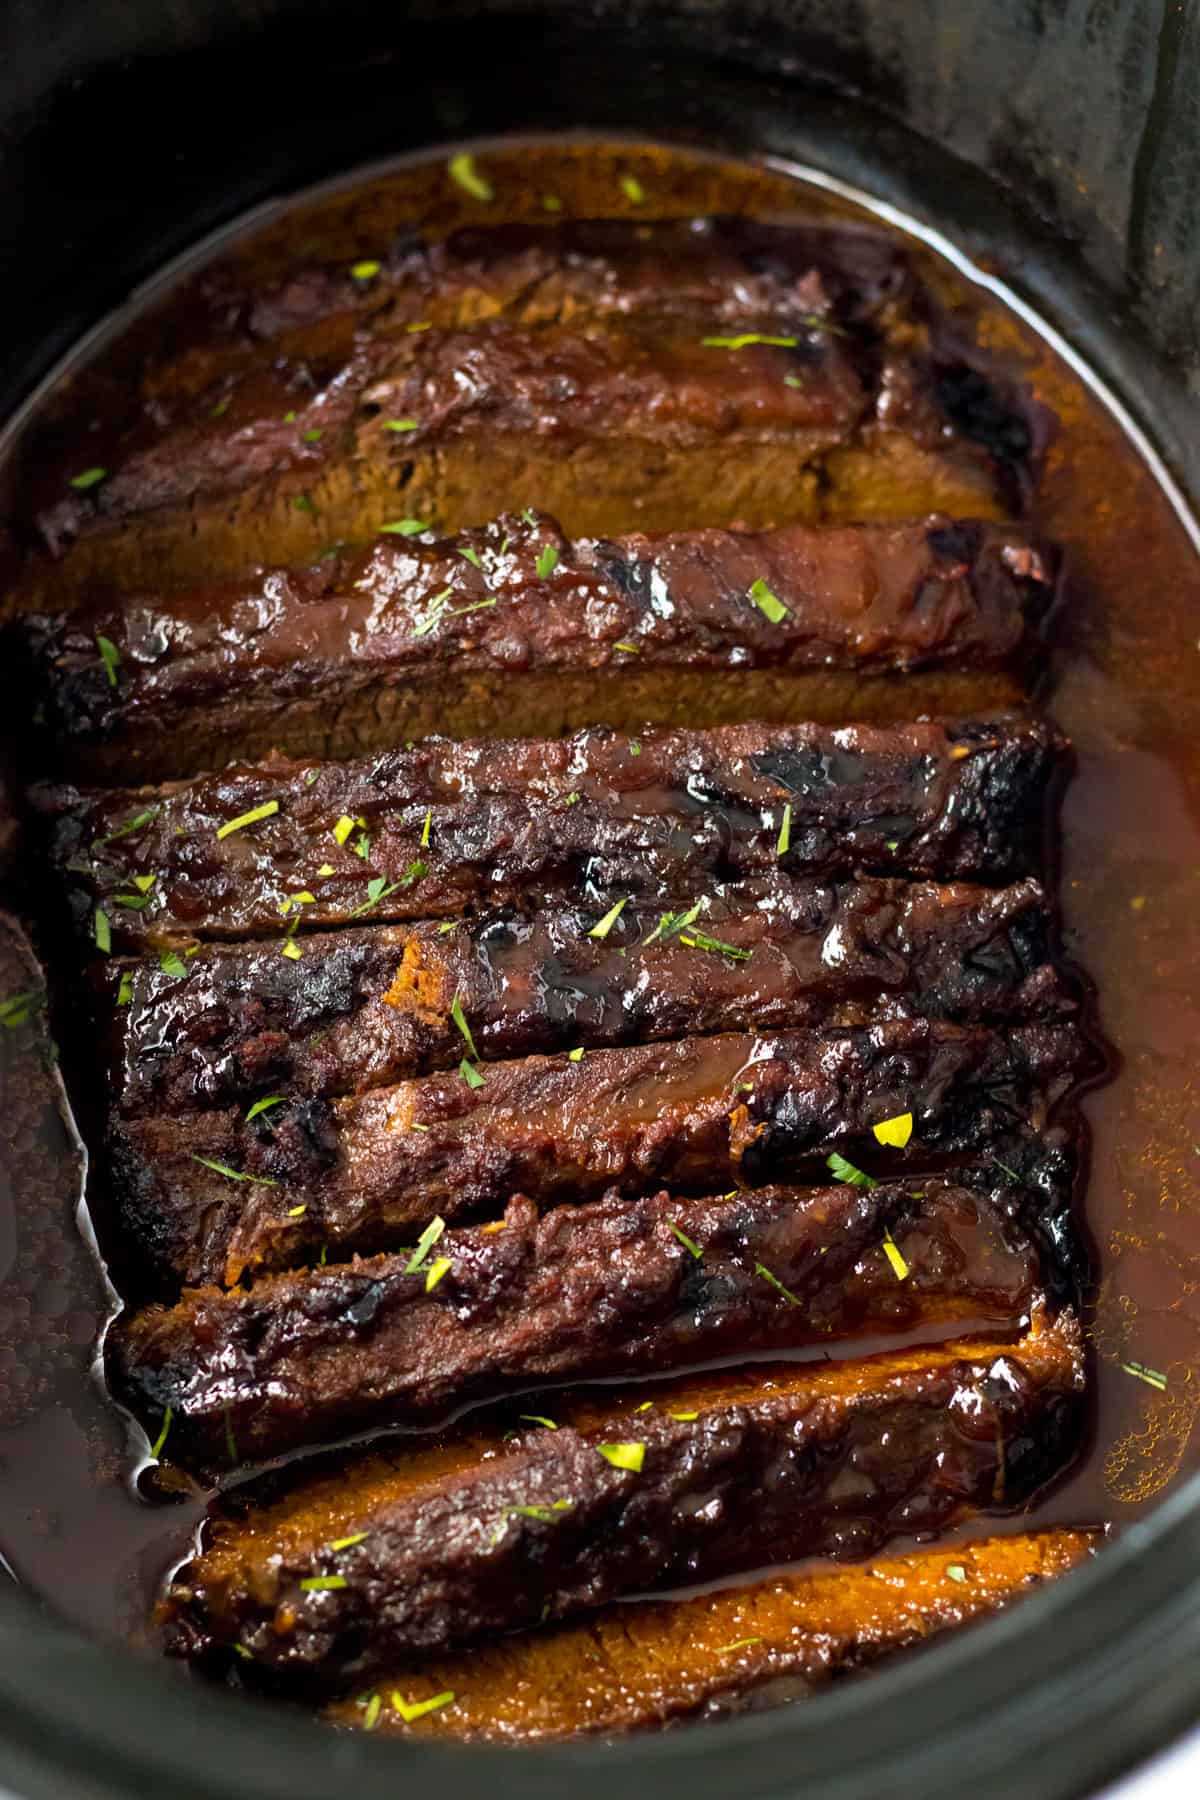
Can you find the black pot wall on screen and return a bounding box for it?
[2,4,1200,1798]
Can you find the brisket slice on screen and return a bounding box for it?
[160,1308,1084,1687]
[106,1017,1084,1292]
[326,1528,1099,1739]
[104,875,1070,1120]
[15,512,1054,778]
[33,715,1067,952]
[108,1148,1077,1476]
[22,217,1017,591]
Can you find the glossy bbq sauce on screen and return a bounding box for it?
[0,137,1198,1674]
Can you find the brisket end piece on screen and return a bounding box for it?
[14,512,1056,779]
[103,874,1072,1120]
[325,1528,1100,1739]
[160,1307,1085,1688]
[32,714,1068,952]
[105,1017,1085,1292]
[108,1151,1077,1476]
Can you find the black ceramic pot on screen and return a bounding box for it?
[1,4,1199,1796]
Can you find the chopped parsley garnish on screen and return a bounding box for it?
[354,833,370,860]
[380,518,430,536]
[282,411,297,423]
[280,889,317,913]
[93,908,112,954]
[350,259,381,280]
[115,973,134,1007]
[406,321,432,334]
[70,467,107,490]
[945,1564,968,1584]
[294,494,317,515]
[715,1637,762,1652]
[424,1256,452,1291]
[748,578,790,624]
[460,1058,486,1089]
[317,862,335,877]
[450,992,479,1059]
[702,333,797,350]
[92,806,158,849]
[567,1047,585,1062]
[678,930,752,961]
[405,1215,446,1275]
[881,1229,910,1281]
[363,1694,382,1731]
[542,193,562,211]
[420,808,433,848]
[535,543,559,579]
[597,1442,645,1472]
[246,1096,286,1123]
[211,395,231,417]
[333,814,355,844]
[588,898,628,940]
[620,175,646,203]
[302,428,322,443]
[329,1532,369,1552]
[669,1222,703,1259]
[613,640,640,653]
[113,893,151,911]
[873,1112,913,1149]
[776,803,792,857]
[827,1151,877,1189]
[348,875,404,919]
[669,1411,699,1421]
[392,1689,456,1724]
[282,939,302,961]
[448,152,493,202]
[783,374,804,389]
[158,949,188,979]
[0,991,43,1029]
[132,873,157,893]
[287,1203,308,1218]
[399,858,428,888]
[299,1575,347,1592]
[629,739,642,756]
[643,902,704,947]
[492,1498,573,1542]
[189,1155,277,1186]
[150,1405,173,1459]
[94,633,121,688]
[385,419,420,432]
[216,799,279,840]
[1122,1360,1168,1392]
[755,1262,801,1305]
[459,545,483,569]
[519,1415,558,1430]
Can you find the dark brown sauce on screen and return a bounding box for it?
[0,137,1198,1669]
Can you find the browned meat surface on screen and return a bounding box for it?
[19,218,1023,596]
[109,1150,1076,1476]
[14,512,1054,777]
[103,875,1070,1120]
[107,1016,1085,1292]
[326,1528,1099,1739]
[32,715,1068,952]
[160,1309,1084,1687]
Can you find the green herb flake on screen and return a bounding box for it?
[827,1151,878,1189]
[301,428,322,443]
[384,418,420,432]
[669,1221,703,1259]
[363,1694,382,1731]
[535,543,559,579]
[420,808,433,849]
[457,545,482,571]
[776,803,792,858]
[519,1415,558,1430]
[158,949,188,979]
[70,466,107,491]
[783,374,804,389]
[404,1215,447,1275]
[287,1203,308,1218]
[299,1575,347,1593]
[450,991,480,1060]
[449,152,494,202]
[392,1689,456,1724]
[438,921,457,935]
[333,815,356,845]
[597,1441,645,1473]
[881,1229,910,1281]
[613,640,640,653]
[1122,1360,1168,1392]
[282,939,302,961]
[112,893,151,911]
[678,930,752,962]
[91,806,158,850]
[246,1096,286,1123]
[634,1401,653,1413]
[115,973,134,1007]
[564,791,581,807]
[715,1637,762,1653]
[380,518,430,536]
[294,494,317,515]
[0,990,43,1029]
[620,175,646,204]
[353,832,370,861]
[424,1256,453,1292]
[348,875,404,919]
[945,1564,968,1584]
[629,739,641,757]
[702,333,798,350]
[886,838,900,852]
[567,1046,585,1063]
[756,1262,801,1305]
[316,862,336,877]
[542,193,563,212]
[93,908,112,954]
[588,898,628,940]
[669,1411,699,1422]
[642,902,704,948]
[460,1057,486,1089]
[282,410,297,423]
[211,395,231,417]
[350,259,381,280]
[93,634,121,689]
[150,1405,173,1459]
[748,578,791,625]
[329,1532,369,1552]
[216,799,279,840]
[132,873,157,893]
[399,858,428,888]
[189,1155,277,1186]
[873,1112,913,1149]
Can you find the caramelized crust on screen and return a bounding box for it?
[160,1309,1085,1687]
[103,875,1070,1119]
[108,1156,1071,1474]
[106,1017,1085,1291]
[326,1528,1100,1739]
[14,512,1054,778]
[32,715,1067,952]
